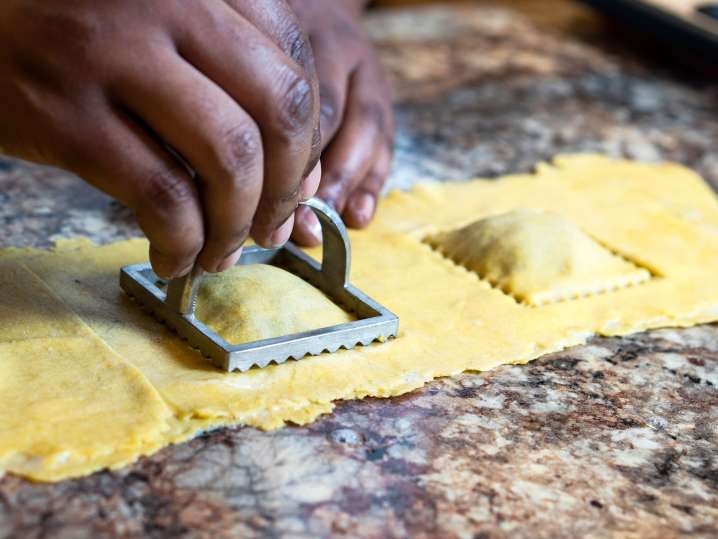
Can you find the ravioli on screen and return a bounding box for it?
[196,264,353,344]
[3,154,718,482]
[428,208,652,305]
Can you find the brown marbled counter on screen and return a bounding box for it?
[1,2,717,537]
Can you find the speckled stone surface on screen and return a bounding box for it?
[1,2,717,538]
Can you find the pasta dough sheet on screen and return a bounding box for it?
[3,154,718,482]
[0,261,175,481]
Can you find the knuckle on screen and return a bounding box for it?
[359,101,387,132]
[142,167,195,210]
[319,84,340,132]
[275,70,314,136]
[319,169,355,209]
[34,8,102,52]
[324,167,354,188]
[212,124,262,184]
[364,170,388,192]
[282,22,312,68]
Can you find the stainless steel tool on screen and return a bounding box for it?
[120,197,399,372]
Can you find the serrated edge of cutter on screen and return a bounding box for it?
[126,292,397,373]
[233,333,396,372]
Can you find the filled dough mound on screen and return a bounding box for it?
[195,264,354,344]
[429,208,651,306]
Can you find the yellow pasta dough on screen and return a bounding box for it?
[3,154,718,482]
[0,261,173,481]
[428,208,652,305]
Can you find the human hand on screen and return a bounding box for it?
[0,0,321,278]
[288,0,394,246]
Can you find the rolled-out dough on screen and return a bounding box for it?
[3,154,718,481]
[0,261,174,481]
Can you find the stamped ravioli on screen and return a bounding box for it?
[428,208,652,306]
[5,154,718,482]
[195,264,353,345]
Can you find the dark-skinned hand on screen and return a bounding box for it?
[288,0,395,246]
[0,0,323,279]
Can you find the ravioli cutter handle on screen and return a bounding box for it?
[301,197,351,289]
[164,197,350,316]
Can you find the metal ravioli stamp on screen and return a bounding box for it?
[120,197,400,372]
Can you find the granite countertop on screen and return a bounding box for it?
[1,2,717,537]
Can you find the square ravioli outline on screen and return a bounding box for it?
[424,207,656,307]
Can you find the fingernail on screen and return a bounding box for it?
[300,162,322,201]
[348,192,376,227]
[151,250,193,280]
[215,247,243,273]
[175,263,195,278]
[293,206,323,246]
[269,214,295,247]
[159,262,192,280]
[305,210,322,243]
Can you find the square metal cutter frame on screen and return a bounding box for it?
[120,197,399,372]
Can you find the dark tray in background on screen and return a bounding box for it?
[579,0,718,61]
